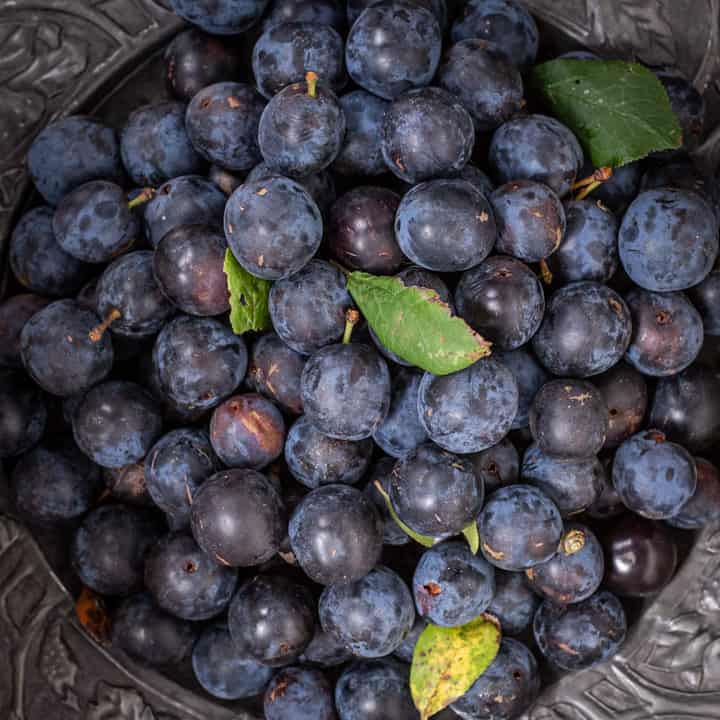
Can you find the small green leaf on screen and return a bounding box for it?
[347,272,491,375]
[373,481,436,548]
[462,522,480,554]
[411,616,501,720]
[224,249,272,334]
[530,59,683,167]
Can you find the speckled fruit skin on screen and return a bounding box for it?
[27,116,124,206]
[491,180,566,263]
[269,260,351,355]
[144,532,238,621]
[668,457,720,529]
[264,666,336,720]
[224,177,323,280]
[228,574,315,667]
[289,484,384,585]
[613,429,697,519]
[389,443,483,538]
[395,179,495,272]
[532,281,632,378]
[253,22,346,100]
[437,39,524,132]
[143,175,226,248]
[619,189,718,292]
[209,394,285,469]
[10,208,91,297]
[489,115,584,197]
[71,504,162,596]
[185,82,265,171]
[190,469,285,567]
[121,102,205,187]
[335,659,417,720]
[0,370,47,458]
[364,458,410,547]
[418,359,518,454]
[623,288,703,377]
[247,333,305,414]
[319,565,415,658]
[593,362,648,448]
[413,541,496,627]
[345,0,442,100]
[494,349,549,430]
[348,0,447,26]
[112,593,196,667]
[169,0,270,35]
[521,443,605,517]
[468,437,519,495]
[455,255,545,350]
[479,484,563,571]
[486,571,540,637]
[451,638,540,720]
[301,343,391,441]
[534,591,627,671]
[192,624,274,700]
[529,379,609,460]
[285,415,372,488]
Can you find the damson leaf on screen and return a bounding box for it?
[411,615,501,720]
[531,59,682,167]
[373,481,437,548]
[462,522,480,554]
[347,272,491,375]
[224,249,272,335]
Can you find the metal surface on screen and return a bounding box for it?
[1,1,719,718]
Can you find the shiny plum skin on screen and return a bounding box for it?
[624,288,703,377]
[264,666,336,720]
[612,429,697,519]
[468,437,519,495]
[185,82,265,171]
[247,333,305,414]
[300,625,353,668]
[532,282,632,378]
[418,359,518,454]
[489,115,584,197]
[437,39,524,132]
[593,362,648,448]
[412,541,496,627]
[121,102,205,187]
[228,574,315,667]
[193,624,274,700]
[285,415,373,488]
[389,443,483,538]
[168,0,270,35]
[491,180,566,263]
[190,469,286,567]
[0,370,47,458]
[486,571,540,637]
[319,565,415,658]
[364,458,411,547]
[253,22,346,99]
[224,177,323,280]
[455,256,545,350]
[533,591,627,671]
[289,484,384,585]
[395,179,495,272]
[494,349,549,430]
[264,0,345,31]
[668,457,720,529]
[345,1,442,101]
[451,638,541,720]
[10,207,91,297]
[618,189,718,292]
[269,260,351,355]
[145,532,238,621]
[348,0,447,26]
[301,343,391,441]
[479,484,563,571]
[0,295,51,369]
[28,116,124,206]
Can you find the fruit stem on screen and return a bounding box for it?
[128,187,156,209]
[306,71,319,99]
[539,258,553,285]
[88,308,121,342]
[573,167,613,200]
[562,529,586,555]
[343,309,360,344]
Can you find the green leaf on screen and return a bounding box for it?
[347,272,491,375]
[224,249,272,335]
[411,616,502,720]
[462,522,480,554]
[373,481,436,548]
[530,59,682,168]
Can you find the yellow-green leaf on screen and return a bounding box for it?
[347,272,491,375]
[462,522,480,554]
[224,249,272,334]
[373,480,437,548]
[411,616,501,720]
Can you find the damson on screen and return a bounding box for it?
[467,437,519,495]
[668,457,720,529]
[493,348,549,429]
[418,359,518,454]
[289,484,384,585]
[348,0,447,27]
[0,371,46,458]
[300,625,353,668]
[486,571,540,637]
[264,0,345,31]
[319,566,415,657]
[389,443,483,538]
[264,667,335,720]
[247,334,305,413]
[594,362,648,448]
[168,0,269,35]
[190,469,285,567]
[364,458,410,546]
